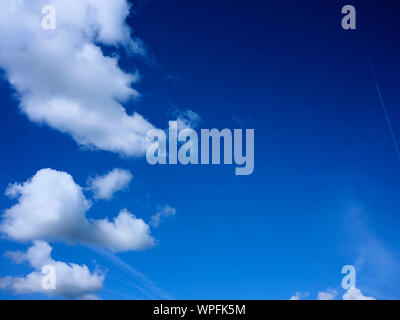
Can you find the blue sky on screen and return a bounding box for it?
[0,0,400,300]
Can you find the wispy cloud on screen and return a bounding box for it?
[348,207,400,283]
[290,291,310,300]
[150,204,177,228]
[88,168,133,200]
[91,247,174,300]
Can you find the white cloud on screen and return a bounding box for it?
[0,168,155,252]
[0,0,155,156]
[348,207,400,288]
[79,294,102,300]
[177,110,202,131]
[88,168,133,200]
[169,108,202,131]
[0,241,104,299]
[290,291,310,300]
[291,287,375,300]
[150,204,176,228]
[342,287,375,300]
[317,288,337,300]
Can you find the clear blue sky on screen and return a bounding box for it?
[0,0,399,300]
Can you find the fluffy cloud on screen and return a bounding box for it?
[150,204,177,228]
[0,0,155,156]
[89,168,133,200]
[0,241,104,299]
[317,288,337,300]
[342,287,375,300]
[0,168,155,252]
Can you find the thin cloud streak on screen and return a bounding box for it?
[90,247,174,300]
[365,49,400,161]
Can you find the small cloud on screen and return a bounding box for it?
[342,287,375,300]
[150,205,176,228]
[292,286,375,300]
[290,291,310,300]
[79,294,102,300]
[168,106,202,131]
[317,288,337,300]
[88,168,133,200]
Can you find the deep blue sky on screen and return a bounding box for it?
[1,0,400,299]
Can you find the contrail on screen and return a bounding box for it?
[0,171,17,189]
[366,51,400,161]
[106,273,156,300]
[0,172,16,182]
[103,288,139,300]
[90,247,174,300]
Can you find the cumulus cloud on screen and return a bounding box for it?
[342,287,375,300]
[0,0,155,156]
[0,168,155,252]
[0,241,104,299]
[317,288,337,300]
[88,168,133,200]
[150,204,176,228]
